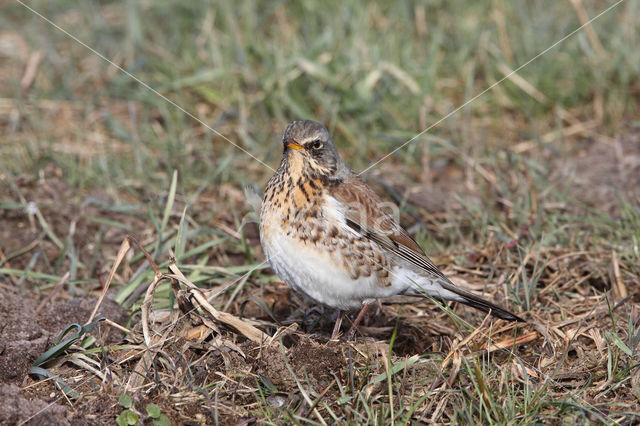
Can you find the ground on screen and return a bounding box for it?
[1,1,640,425]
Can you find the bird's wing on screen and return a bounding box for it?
[333,175,447,280]
[333,175,523,322]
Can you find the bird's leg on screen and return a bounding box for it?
[345,303,370,340]
[331,310,344,340]
[303,306,323,319]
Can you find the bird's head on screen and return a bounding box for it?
[280,120,344,178]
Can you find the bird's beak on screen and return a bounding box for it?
[285,140,303,151]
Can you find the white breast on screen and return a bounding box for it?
[262,230,392,310]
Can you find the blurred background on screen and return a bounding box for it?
[2,1,638,187]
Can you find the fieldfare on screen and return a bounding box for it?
[260,120,523,339]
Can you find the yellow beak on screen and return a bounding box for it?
[286,141,303,151]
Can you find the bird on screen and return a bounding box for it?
[259,120,524,339]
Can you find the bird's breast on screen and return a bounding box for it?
[260,175,396,311]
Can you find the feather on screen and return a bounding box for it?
[334,175,524,322]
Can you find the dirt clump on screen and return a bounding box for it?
[252,338,346,392]
[0,285,127,385]
[0,384,69,426]
[0,284,129,424]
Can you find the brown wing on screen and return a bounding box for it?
[333,175,448,281]
[333,175,524,322]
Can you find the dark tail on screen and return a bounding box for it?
[438,281,525,322]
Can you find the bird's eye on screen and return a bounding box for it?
[309,140,323,150]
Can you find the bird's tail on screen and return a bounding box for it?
[437,280,524,322]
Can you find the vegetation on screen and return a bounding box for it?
[1,0,639,423]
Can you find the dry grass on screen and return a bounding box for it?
[1,0,640,424]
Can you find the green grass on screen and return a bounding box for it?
[1,0,639,424]
[2,0,639,188]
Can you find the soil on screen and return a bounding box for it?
[0,284,127,425]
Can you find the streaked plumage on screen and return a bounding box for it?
[260,120,523,338]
